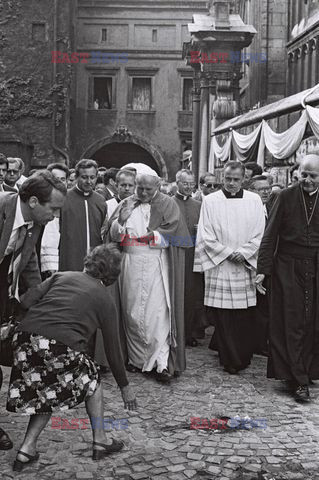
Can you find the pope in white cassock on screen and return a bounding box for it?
[194,161,265,374]
[109,164,189,383]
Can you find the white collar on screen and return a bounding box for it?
[14,196,33,230]
[76,185,91,197]
[106,187,115,197]
[309,189,318,196]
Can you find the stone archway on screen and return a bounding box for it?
[81,128,167,179]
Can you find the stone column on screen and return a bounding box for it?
[295,48,302,93]
[303,43,310,90]
[288,52,295,96]
[191,68,201,182]
[198,75,210,178]
[183,0,255,174]
[311,38,319,85]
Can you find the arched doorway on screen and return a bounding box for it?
[81,130,168,179]
[92,142,159,173]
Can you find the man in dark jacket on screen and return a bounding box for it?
[0,171,66,449]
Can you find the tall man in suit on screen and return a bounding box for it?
[0,171,66,449]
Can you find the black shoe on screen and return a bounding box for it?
[224,366,239,375]
[99,365,110,374]
[186,337,198,347]
[13,451,39,471]
[155,369,172,383]
[0,428,13,450]
[126,364,141,373]
[92,440,124,460]
[294,385,310,402]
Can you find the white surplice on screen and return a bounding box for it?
[194,189,265,309]
[111,204,171,372]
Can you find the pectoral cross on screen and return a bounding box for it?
[232,266,241,277]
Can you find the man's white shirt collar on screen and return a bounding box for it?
[14,196,33,230]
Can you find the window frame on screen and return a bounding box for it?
[87,69,118,111]
[126,68,158,113]
[101,28,108,43]
[182,77,193,112]
[31,22,48,42]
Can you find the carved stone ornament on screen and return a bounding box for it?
[112,125,132,142]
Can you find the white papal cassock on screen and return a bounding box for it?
[110,204,171,373]
[194,189,265,309]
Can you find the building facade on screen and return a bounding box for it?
[238,0,289,110]
[0,0,207,179]
[287,0,319,95]
[73,0,206,179]
[209,0,319,183]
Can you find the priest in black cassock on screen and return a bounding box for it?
[256,155,319,402]
[173,169,204,346]
[59,159,107,271]
[59,159,108,369]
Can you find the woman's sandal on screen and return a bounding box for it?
[13,451,40,472]
[92,440,124,460]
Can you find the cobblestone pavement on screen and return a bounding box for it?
[1,333,319,480]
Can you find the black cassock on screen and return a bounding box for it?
[257,183,319,385]
[59,187,107,271]
[173,193,204,342]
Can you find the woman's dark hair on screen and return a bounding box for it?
[19,170,67,204]
[84,243,122,284]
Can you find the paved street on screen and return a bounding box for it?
[1,332,319,480]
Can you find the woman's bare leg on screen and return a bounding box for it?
[16,414,51,462]
[85,383,113,449]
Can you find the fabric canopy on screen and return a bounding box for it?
[210,104,319,167]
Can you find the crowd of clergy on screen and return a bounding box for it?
[0,150,319,466]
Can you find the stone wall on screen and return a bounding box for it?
[240,0,288,112]
[0,0,74,171]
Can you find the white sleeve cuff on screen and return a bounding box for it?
[150,230,169,248]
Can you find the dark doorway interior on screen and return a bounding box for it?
[92,142,160,174]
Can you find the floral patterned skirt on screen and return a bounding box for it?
[6,331,100,415]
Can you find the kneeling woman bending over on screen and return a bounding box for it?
[6,243,136,471]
